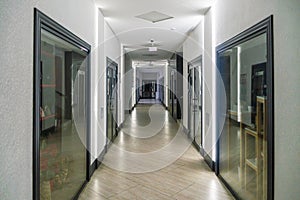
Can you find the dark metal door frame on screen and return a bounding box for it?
[215,16,274,200]
[136,78,140,104]
[188,56,203,149]
[106,57,118,148]
[33,8,91,200]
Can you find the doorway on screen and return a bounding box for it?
[106,58,118,147]
[159,77,165,104]
[188,57,203,149]
[216,16,274,200]
[33,9,91,200]
[142,80,156,99]
[136,78,140,104]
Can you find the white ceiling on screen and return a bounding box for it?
[96,0,213,62]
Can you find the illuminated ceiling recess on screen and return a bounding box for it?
[135,11,174,23]
[96,0,213,61]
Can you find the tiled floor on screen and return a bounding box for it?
[79,103,234,200]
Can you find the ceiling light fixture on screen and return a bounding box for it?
[148,39,157,51]
[135,11,174,23]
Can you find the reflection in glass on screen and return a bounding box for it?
[188,64,202,147]
[219,33,268,200]
[195,66,202,146]
[107,62,118,144]
[40,29,87,199]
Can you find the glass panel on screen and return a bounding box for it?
[219,33,267,200]
[40,29,87,199]
[195,67,202,146]
[107,65,118,143]
[188,65,202,146]
[173,77,177,118]
[107,68,112,142]
[188,69,194,139]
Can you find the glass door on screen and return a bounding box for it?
[106,58,118,146]
[216,16,274,200]
[136,78,140,104]
[194,66,202,147]
[112,67,118,138]
[188,59,203,148]
[34,10,91,199]
[188,68,194,140]
[38,29,89,200]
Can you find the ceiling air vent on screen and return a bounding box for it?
[135,11,174,23]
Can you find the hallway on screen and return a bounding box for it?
[79,103,233,200]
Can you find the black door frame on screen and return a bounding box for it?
[187,56,203,151]
[141,80,157,99]
[106,57,118,148]
[33,8,92,200]
[136,78,140,104]
[158,77,164,104]
[215,16,274,200]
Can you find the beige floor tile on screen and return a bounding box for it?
[79,103,234,200]
[108,185,173,200]
[173,182,234,200]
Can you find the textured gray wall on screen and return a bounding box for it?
[273,1,300,199]
[0,0,97,199]
[214,0,300,199]
[0,1,35,199]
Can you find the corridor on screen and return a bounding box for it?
[79,103,233,200]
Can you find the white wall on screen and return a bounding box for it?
[203,8,214,158]
[104,23,121,64]
[141,72,158,80]
[212,0,300,199]
[272,1,300,198]
[0,1,122,199]
[124,54,133,112]
[182,17,215,158]
[104,19,121,149]
[95,10,122,159]
[0,0,98,199]
[96,9,106,160]
[182,20,204,130]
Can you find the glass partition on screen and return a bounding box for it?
[39,29,88,199]
[188,63,202,148]
[217,16,273,199]
[106,58,118,145]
